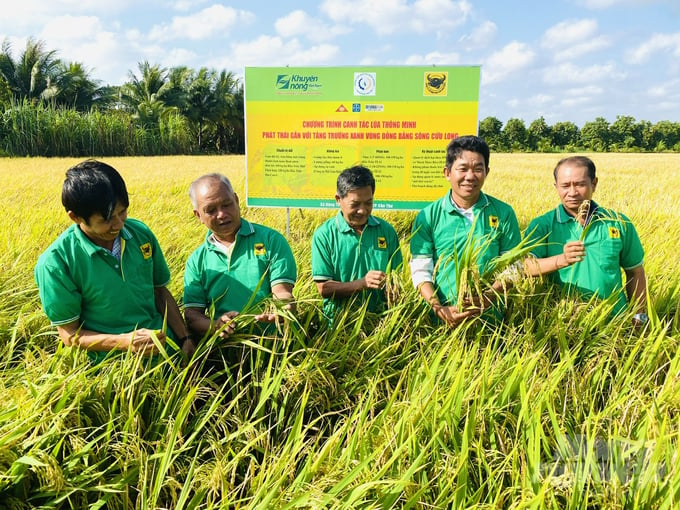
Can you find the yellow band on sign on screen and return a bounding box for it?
[245,66,481,210]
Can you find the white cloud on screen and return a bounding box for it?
[403,51,461,65]
[554,37,610,60]
[482,42,536,84]
[542,62,624,85]
[162,47,199,68]
[33,16,130,83]
[149,5,254,41]
[528,94,554,106]
[458,21,497,50]
[319,0,472,36]
[40,15,104,42]
[0,0,133,32]
[574,0,620,7]
[574,0,665,8]
[227,35,341,70]
[646,78,680,98]
[540,19,611,60]
[171,0,209,12]
[560,95,593,108]
[627,32,680,63]
[565,85,604,96]
[274,9,350,42]
[542,19,599,48]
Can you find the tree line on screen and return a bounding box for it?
[0,38,243,156]
[1,38,678,157]
[480,115,680,153]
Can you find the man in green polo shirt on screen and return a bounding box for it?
[410,135,521,327]
[524,156,647,323]
[183,173,296,340]
[34,160,194,364]
[311,165,403,320]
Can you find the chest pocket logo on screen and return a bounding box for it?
[140,243,152,259]
[254,243,266,256]
[608,227,620,239]
[489,216,499,228]
[377,237,387,249]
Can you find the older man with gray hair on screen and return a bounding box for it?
[184,173,297,340]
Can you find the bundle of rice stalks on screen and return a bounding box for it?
[577,199,592,228]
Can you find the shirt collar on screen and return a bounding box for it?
[442,191,489,214]
[556,200,600,224]
[204,218,254,244]
[334,210,379,233]
[74,222,130,257]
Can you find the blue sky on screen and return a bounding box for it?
[1,0,679,127]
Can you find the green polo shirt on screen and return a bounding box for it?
[312,211,403,318]
[183,219,297,318]
[525,201,644,314]
[410,191,521,307]
[34,218,172,363]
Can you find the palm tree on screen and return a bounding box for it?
[171,67,240,151]
[199,69,241,153]
[222,80,244,153]
[42,62,115,111]
[0,37,61,103]
[119,61,177,128]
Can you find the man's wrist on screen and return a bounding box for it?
[427,296,441,308]
[554,255,564,271]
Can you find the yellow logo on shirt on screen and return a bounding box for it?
[609,227,620,239]
[489,216,499,228]
[254,243,266,256]
[140,243,152,259]
[377,237,387,249]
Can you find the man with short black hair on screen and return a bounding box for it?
[35,159,194,363]
[410,135,522,326]
[524,155,647,325]
[311,165,403,320]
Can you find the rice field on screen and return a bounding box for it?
[1,153,679,508]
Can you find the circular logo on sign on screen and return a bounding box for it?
[354,72,376,96]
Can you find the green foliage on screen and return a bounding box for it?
[478,116,505,151]
[528,116,551,151]
[0,39,244,156]
[0,37,60,102]
[478,116,680,153]
[502,117,528,152]
[0,100,193,156]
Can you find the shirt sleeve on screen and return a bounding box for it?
[524,217,550,258]
[183,251,207,309]
[410,257,434,289]
[267,230,297,287]
[311,225,334,282]
[34,256,81,326]
[499,208,522,254]
[149,229,171,287]
[410,210,434,259]
[619,215,644,270]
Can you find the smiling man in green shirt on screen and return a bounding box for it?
[524,156,647,323]
[34,160,193,364]
[311,165,403,321]
[409,135,521,327]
